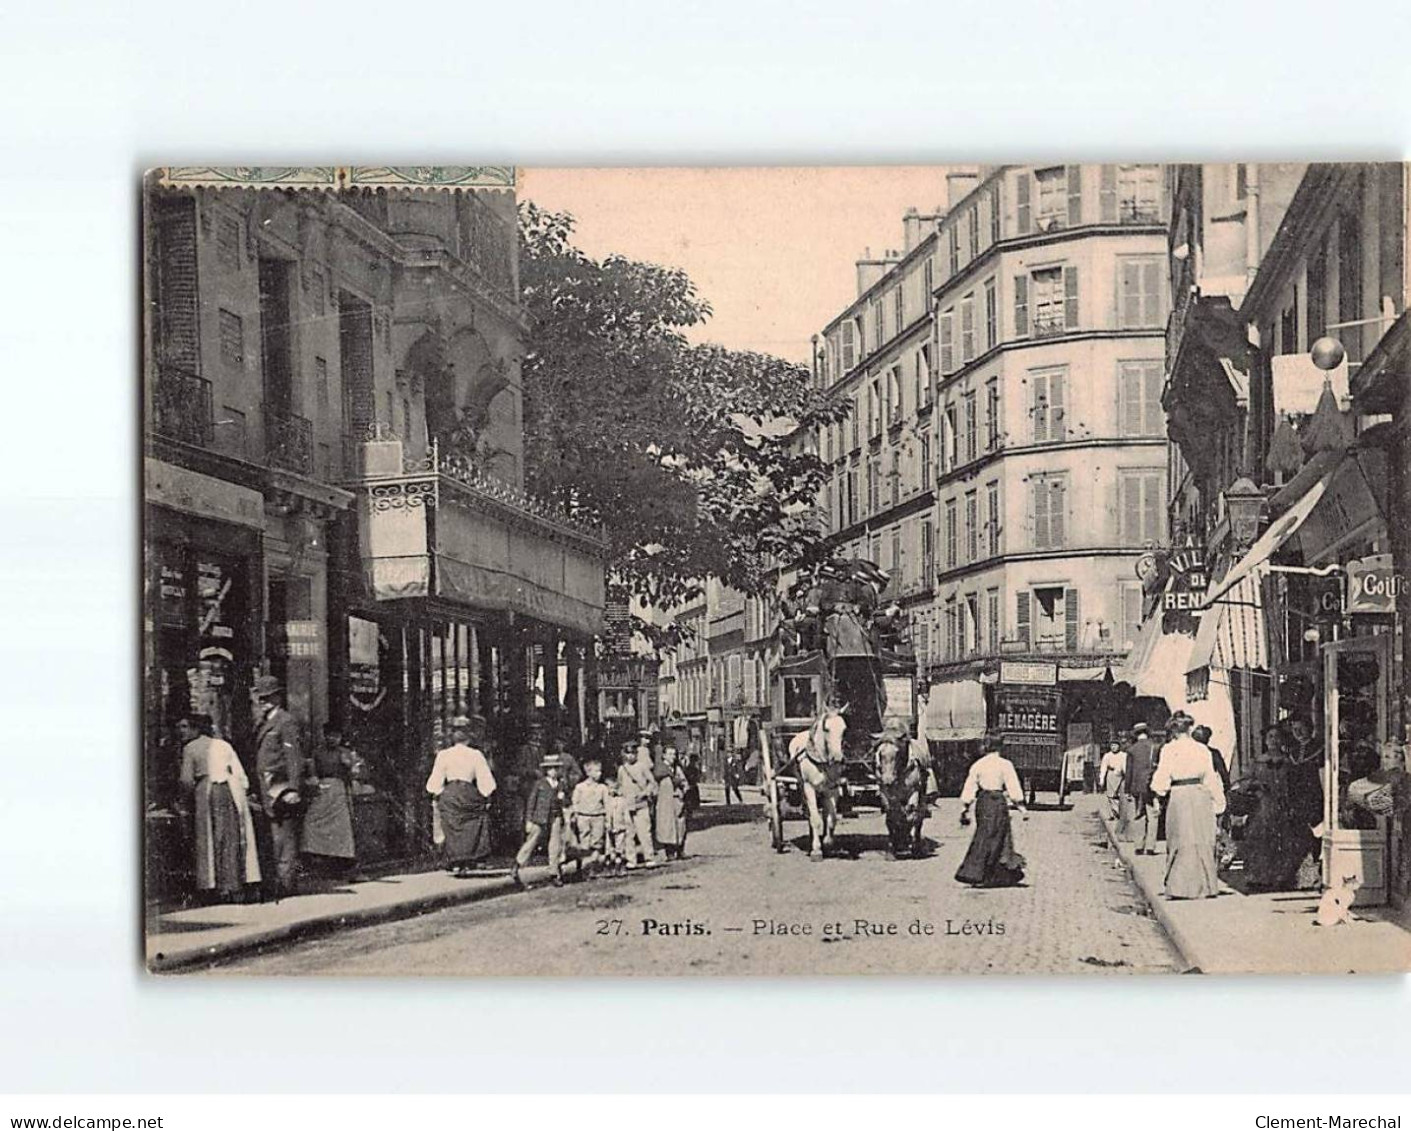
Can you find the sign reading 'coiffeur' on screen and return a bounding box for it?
[1346,554,1404,614]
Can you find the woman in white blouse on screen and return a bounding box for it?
[1151,711,1226,899]
[954,732,1028,887]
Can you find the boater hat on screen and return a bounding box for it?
[450,714,473,729]
[252,674,283,700]
[1132,722,1149,734]
[540,753,564,770]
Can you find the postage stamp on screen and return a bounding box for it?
[141,164,1411,976]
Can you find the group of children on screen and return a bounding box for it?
[508,746,680,888]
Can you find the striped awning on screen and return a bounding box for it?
[1113,613,1196,709]
[1187,573,1268,674]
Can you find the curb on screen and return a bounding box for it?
[148,872,528,974]
[1095,810,1207,974]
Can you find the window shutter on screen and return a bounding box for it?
[1100,165,1118,222]
[1051,478,1067,546]
[1050,372,1067,440]
[1066,165,1082,226]
[154,197,201,370]
[1016,592,1031,648]
[939,312,955,373]
[1121,474,1141,542]
[1142,259,1163,326]
[1063,265,1079,329]
[1032,374,1048,443]
[1120,365,1141,436]
[1016,174,1032,234]
[1142,472,1162,542]
[1032,478,1047,546]
[1014,275,1029,337]
[1065,587,1080,651]
[1120,261,1141,328]
[1144,363,1164,435]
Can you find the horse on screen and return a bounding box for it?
[789,707,844,859]
[875,729,931,858]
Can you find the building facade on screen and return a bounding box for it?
[144,179,607,885]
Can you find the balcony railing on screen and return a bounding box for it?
[1118,200,1163,224]
[151,364,213,447]
[264,408,314,476]
[1032,314,1067,338]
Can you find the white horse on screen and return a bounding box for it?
[789,707,845,859]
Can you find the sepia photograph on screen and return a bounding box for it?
[141,163,1411,977]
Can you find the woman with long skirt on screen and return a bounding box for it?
[955,732,1028,888]
[426,716,498,876]
[1151,711,1226,899]
[177,713,262,901]
[653,746,689,860]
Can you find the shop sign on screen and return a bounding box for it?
[271,619,322,659]
[882,675,915,723]
[1346,554,1403,615]
[999,660,1057,686]
[1160,548,1209,633]
[145,458,265,530]
[995,686,1062,748]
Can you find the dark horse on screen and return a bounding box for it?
[875,729,931,857]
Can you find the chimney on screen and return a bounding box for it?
[902,207,923,254]
[945,168,981,211]
[856,247,904,297]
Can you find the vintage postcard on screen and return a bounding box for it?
[142,163,1411,976]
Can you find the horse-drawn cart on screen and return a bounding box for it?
[759,559,919,855]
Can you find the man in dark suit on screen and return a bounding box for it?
[252,674,308,896]
[1123,721,1160,855]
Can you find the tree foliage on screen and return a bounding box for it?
[518,203,847,620]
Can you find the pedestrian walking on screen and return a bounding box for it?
[300,723,359,878]
[252,674,309,897]
[723,750,744,804]
[1151,711,1226,899]
[654,744,689,860]
[617,741,659,868]
[955,732,1028,888]
[1191,725,1231,793]
[511,753,569,887]
[570,757,610,877]
[1121,721,1161,855]
[1098,738,1127,822]
[425,715,498,877]
[176,713,261,901]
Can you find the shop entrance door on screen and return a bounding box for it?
[1322,637,1391,906]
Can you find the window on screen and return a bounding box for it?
[842,321,856,371]
[887,366,903,425]
[942,403,957,471]
[944,599,959,660]
[983,277,998,351]
[1119,468,1165,545]
[870,532,881,563]
[1306,242,1328,345]
[1118,257,1164,328]
[310,265,326,317]
[948,225,959,275]
[966,593,981,655]
[967,208,980,262]
[961,293,976,362]
[985,379,1001,450]
[1035,167,1067,228]
[890,525,903,584]
[1119,360,1164,436]
[1116,164,1161,222]
[920,433,932,491]
[1279,290,1298,354]
[1032,473,1068,549]
[917,344,933,408]
[989,184,1002,243]
[962,390,978,462]
[945,499,958,568]
[846,468,859,525]
[893,287,904,334]
[1032,586,1068,648]
[217,217,241,270]
[888,450,900,506]
[938,309,955,373]
[851,394,861,449]
[872,297,885,349]
[1030,367,1067,442]
[1118,581,1144,651]
[314,356,329,413]
[1029,265,1075,335]
[921,519,935,582]
[986,480,1001,556]
[984,588,999,652]
[917,621,930,665]
[964,490,978,561]
[218,309,243,365]
[866,459,880,513]
[923,258,934,310]
[869,378,883,437]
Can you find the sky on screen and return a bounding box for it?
[517,167,960,365]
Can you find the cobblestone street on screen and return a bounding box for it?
[220,793,1181,975]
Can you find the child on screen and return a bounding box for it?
[605,777,631,877]
[570,758,610,878]
[511,754,568,888]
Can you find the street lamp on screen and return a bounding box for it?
[1310,336,1346,372]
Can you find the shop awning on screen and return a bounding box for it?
[1187,573,1268,674]
[1113,613,1196,709]
[923,678,987,742]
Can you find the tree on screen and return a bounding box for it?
[517,203,847,629]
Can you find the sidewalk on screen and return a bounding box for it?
[147,787,762,973]
[1097,803,1411,974]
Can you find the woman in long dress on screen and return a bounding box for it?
[1240,725,1319,890]
[653,746,689,860]
[1151,712,1226,899]
[177,713,261,900]
[426,716,498,876]
[955,733,1027,888]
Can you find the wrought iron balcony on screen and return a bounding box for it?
[1032,314,1067,338]
[1118,200,1163,224]
[264,408,314,476]
[151,364,213,447]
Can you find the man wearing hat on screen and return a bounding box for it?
[426,715,498,877]
[251,674,309,896]
[511,750,569,887]
[1122,720,1160,854]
